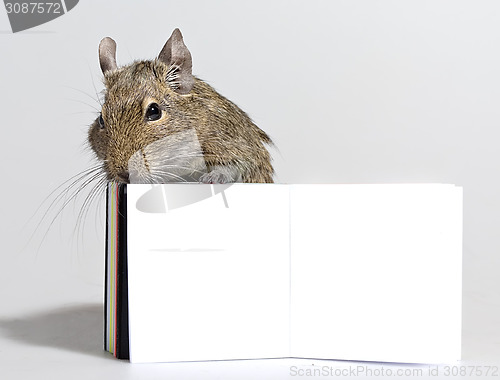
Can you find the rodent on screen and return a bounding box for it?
[88,28,274,184]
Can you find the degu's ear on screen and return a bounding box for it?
[99,37,118,74]
[158,28,194,95]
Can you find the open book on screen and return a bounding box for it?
[105,183,462,364]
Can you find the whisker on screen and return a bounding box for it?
[60,85,102,108]
[88,65,104,107]
[25,165,107,256]
[149,170,188,183]
[150,163,206,173]
[25,166,103,232]
[74,173,106,235]
[74,175,107,253]
[64,98,100,113]
[150,164,206,175]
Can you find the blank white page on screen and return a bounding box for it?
[290,184,462,363]
[126,184,290,363]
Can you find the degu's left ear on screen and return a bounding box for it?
[158,28,194,95]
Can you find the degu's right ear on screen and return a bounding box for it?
[158,28,194,95]
[99,37,118,74]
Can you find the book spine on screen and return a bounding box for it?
[104,183,129,359]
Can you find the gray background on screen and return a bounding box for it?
[0,0,499,379]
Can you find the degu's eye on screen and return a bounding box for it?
[98,114,105,129]
[145,103,162,121]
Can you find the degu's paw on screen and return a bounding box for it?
[199,171,232,184]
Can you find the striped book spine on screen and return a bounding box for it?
[104,183,129,359]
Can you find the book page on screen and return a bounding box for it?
[290,184,462,363]
[126,184,290,363]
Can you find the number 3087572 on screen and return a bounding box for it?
[5,3,62,14]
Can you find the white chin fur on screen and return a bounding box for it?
[127,129,207,184]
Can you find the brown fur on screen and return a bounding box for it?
[88,29,274,184]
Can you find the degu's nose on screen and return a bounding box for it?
[117,170,130,183]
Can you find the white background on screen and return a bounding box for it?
[0,0,498,379]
